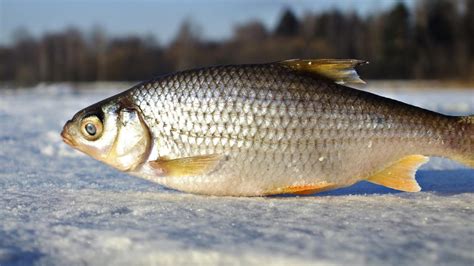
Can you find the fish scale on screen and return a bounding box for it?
[62,59,473,196]
[128,64,430,194]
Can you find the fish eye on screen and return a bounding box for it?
[85,123,96,136]
[80,115,103,141]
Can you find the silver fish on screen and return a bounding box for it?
[61,59,473,196]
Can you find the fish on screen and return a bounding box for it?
[61,59,474,196]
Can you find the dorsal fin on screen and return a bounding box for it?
[280,59,368,85]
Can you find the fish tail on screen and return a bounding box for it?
[449,115,474,168]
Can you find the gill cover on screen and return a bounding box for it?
[106,108,152,171]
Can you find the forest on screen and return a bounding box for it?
[1,0,473,84]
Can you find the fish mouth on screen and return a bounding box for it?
[61,123,76,147]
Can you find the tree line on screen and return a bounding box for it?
[1,0,473,84]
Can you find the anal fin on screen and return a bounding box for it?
[149,154,223,177]
[264,182,338,196]
[366,155,429,192]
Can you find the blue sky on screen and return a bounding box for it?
[0,0,415,45]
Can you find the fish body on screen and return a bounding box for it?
[61,59,473,196]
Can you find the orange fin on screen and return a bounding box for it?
[280,59,368,85]
[149,154,223,177]
[366,155,429,192]
[264,182,338,196]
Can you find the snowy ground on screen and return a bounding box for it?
[0,82,473,266]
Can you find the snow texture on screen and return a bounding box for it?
[0,83,473,266]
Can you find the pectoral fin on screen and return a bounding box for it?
[280,59,368,85]
[366,155,429,192]
[149,154,223,177]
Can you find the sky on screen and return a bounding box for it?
[0,0,416,45]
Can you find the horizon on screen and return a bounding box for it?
[0,0,416,46]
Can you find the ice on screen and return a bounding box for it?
[0,84,473,266]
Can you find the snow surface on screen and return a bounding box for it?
[0,83,473,266]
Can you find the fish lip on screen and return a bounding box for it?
[61,123,76,147]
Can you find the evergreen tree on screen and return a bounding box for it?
[381,2,414,78]
[275,9,299,37]
[465,0,474,58]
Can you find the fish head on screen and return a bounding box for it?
[61,97,152,172]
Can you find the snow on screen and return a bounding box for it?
[0,83,473,266]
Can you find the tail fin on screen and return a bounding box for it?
[452,115,474,168]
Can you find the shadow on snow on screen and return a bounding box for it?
[279,169,474,197]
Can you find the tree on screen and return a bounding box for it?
[381,2,414,78]
[168,19,203,70]
[234,21,267,42]
[465,0,474,57]
[274,9,299,37]
[414,0,459,78]
[173,19,201,45]
[12,28,39,83]
[0,4,472,83]
[91,25,108,80]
